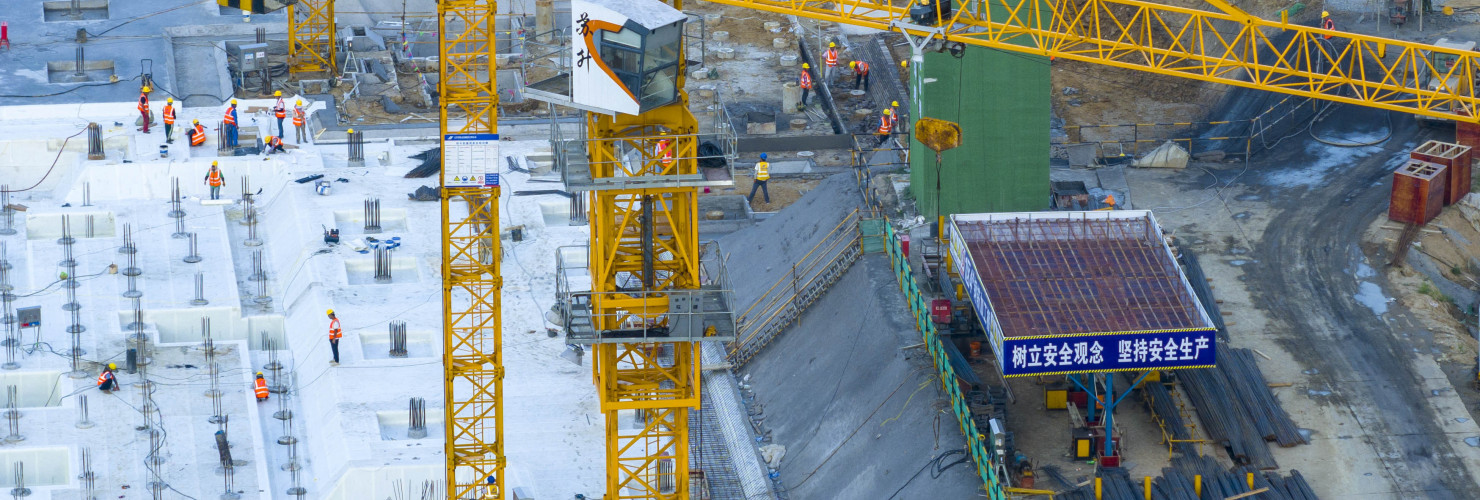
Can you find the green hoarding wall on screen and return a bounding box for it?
[909,44,1050,219]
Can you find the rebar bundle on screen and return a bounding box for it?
[86,123,104,160]
[76,394,93,429]
[126,297,146,343]
[348,128,364,163]
[84,214,94,238]
[192,272,209,306]
[408,397,426,439]
[243,198,262,247]
[0,186,12,236]
[389,320,408,358]
[0,242,13,331]
[9,461,28,498]
[80,447,96,499]
[218,429,240,500]
[374,246,392,283]
[254,271,271,305]
[184,232,202,263]
[168,176,185,218]
[265,337,286,393]
[249,249,266,281]
[364,197,382,233]
[120,224,142,298]
[4,386,20,443]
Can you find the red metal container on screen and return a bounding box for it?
[1411,140,1473,205]
[931,299,952,324]
[1458,112,1480,152]
[900,234,910,258]
[1390,160,1447,225]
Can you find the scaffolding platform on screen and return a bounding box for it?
[947,211,1217,377]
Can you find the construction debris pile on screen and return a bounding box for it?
[1055,456,1318,500]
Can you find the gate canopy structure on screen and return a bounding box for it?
[948,210,1217,378]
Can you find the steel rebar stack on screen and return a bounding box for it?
[168,177,186,218]
[191,272,209,306]
[86,123,104,160]
[0,186,14,236]
[389,320,407,357]
[0,242,13,330]
[408,397,426,439]
[4,386,21,443]
[76,394,93,429]
[348,128,364,164]
[184,232,202,263]
[364,197,382,233]
[249,250,266,281]
[265,337,287,393]
[80,447,96,499]
[9,462,29,498]
[374,246,392,283]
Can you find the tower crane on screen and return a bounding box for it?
[223,0,1480,498]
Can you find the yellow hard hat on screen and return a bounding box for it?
[829,42,836,48]
[849,61,858,69]
[274,90,282,97]
[1322,10,1329,16]
[193,119,199,124]
[883,109,892,115]
[230,99,237,105]
[107,363,116,370]
[900,60,908,68]
[166,97,173,103]
[892,101,899,107]
[296,99,304,105]
[263,136,272,143]
[211,161,218,166]
[326,309,334,315]
[256,371,264,376]
[142,86,151,92]
[347,128,355,134]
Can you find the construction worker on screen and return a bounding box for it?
[1102,194,1117,208]
[656,131,674,168]
[188,119,208,147]
[850,60,871,92]
[97,363,118,392]
[749,153,771,204]
[293,99,307,143]
[162,97,176,143]
[1321,11,1334,39]
[890,100,901,130]
[823,42,840,83]
[272,90,287,139]
[262,135,285,155]
[254,372,269,401]
[204,162,224,200]
[327,309,342,365]
[799,63,814,107]
[877,109,894,148]
[137,86,151,134]
[223,99,239,148]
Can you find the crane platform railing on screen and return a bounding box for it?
[555,243,738,345]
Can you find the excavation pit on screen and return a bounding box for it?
[344,256,420,285]
[360,330,437,360]
[44,60,115,83]
[42,1,108,21]
[375,408,444,441]
[0,371,66,408]
[0,447,71,487]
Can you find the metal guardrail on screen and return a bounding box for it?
[554,242,738,344]
[850,133,910,218]
[878,221,1006,499]
[726,209,863,366]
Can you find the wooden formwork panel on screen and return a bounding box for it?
[1390,159,1447,225]
[1411,140,1473,205]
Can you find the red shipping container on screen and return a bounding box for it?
[1411,140,1473,205]
[931,299,952,323]
[1390,160,1448,225]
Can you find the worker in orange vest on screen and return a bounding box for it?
[799,63,814,108]
[188,119,208,147]
[293,99,307,143]
[137,86,151,134]
[327,309,342,365]
[850,60,871,92]
[97,363,118,392]
[254,372,270,401]
[889,100,901,130]
[162,97,176,143]
[877,109,894,148]
[262,135,285,155]
[1321,11,1334,39]
[204,161,224,200]
[1102,193,1117,208]
[656,132,674,169]
[272,90,287,139]
[823,42,840,83]
[223,99,239,148]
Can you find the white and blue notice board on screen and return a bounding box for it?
[443,133,501,188]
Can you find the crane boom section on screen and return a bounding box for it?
[706,0,1480,121]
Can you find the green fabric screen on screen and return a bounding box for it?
[909,43,1049,218]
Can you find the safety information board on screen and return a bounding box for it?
[443,133,500,188]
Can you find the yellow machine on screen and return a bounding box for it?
[217,0,297,14]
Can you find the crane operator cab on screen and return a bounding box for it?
[566,0,687,116]
[910,0,954,26]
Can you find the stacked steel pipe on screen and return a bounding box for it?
[1055,455,1319,500]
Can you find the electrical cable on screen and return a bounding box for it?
[0,74,139,99]
[83,0,214,39]
[7,126,88,192]
[884,448,970,500]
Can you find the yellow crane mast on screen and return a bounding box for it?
[288,0,336,76]
[437,0,504,497]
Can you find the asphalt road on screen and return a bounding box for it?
[1237,103,1477,499]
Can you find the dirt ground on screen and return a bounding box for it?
[718,176,821,212]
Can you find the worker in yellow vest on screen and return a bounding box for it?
[162,97,176,143]
[749,153,771,204]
